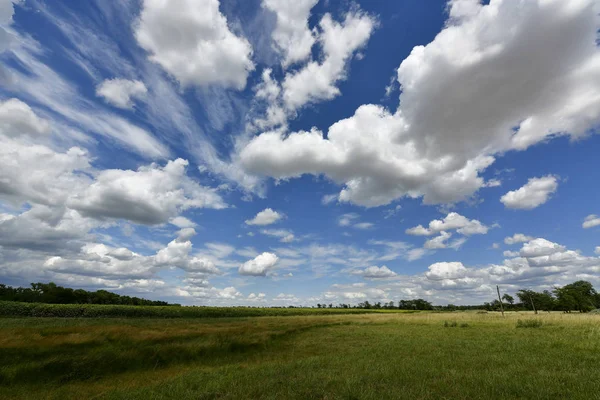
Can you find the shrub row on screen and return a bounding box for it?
[0,301,386,319]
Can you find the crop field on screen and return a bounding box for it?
[1,311,599,400]
[0,301,388,318]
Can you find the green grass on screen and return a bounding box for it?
[1,312,599,399]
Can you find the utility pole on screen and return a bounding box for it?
[496,285,505,317]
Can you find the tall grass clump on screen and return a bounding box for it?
[516,319,543,328]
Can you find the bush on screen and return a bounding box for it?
[459,323,469,328]
[444,321,458,327]
[516,319,543,328]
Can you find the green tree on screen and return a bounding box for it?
[502,293,514,306]
[554,281,597,312]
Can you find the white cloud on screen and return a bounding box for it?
[519,238,566,258]
[170,216,197,228]
[134,0,254,89]
[352,265,397,279]
[595,247,600,255]
[484,179,502,188]
[504,233,534,245]
[503,250,519,258]
[7,41,169,158]
[155,238,220,274]
[500,175,558,210]
[68,159,226,225]
[321,194,338,205]
[260,228,295,243]
[262,0,318,67]
[96,78,148,109]
[337,213,374,230]
[424,231,452,249]
[0,101,91,207]
[406,212,488,236]
[246,6,376,134]
[406,248,427,261]
[0,98,50,138]
[338,213,359,227]
[0,206,96,252]
[239,252,279,276]
[425,262,468,281]
[0,0,17,51]
[583,214,600,229]
[247,292,266,301]
[245,208,284,226]
[354,222,374,230]
[240,0,600,207]
[281,10,376,110]
[383,205,402,219]
[273,293,300,303]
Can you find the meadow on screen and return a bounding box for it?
[1,311,599,399]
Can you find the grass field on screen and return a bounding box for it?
[1,311,599,399]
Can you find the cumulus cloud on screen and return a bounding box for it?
[504,233,534,245]
[239,252,279,276]
[240,0,600,207]
[40,228,221,285]
[519,238,566,258]
[44,243,155,279]
[68,159,226,225]
[583,214,600,229]
[0,98,50,138]
[0,100,91,208]
[352,265,397,279]
[500,175,558,210]
[262,0,318,67]
[0,206,96,252]
[245,208,284,225]
[281,10,376,110]
[134,0,254,89]
[170,216,197,228]
[96,78,148,109]
[246,6,376,133]
[406,212,488,236]
[247,292,266,301]
[425,262,468,281]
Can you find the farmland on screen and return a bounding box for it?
[1,311,599,399]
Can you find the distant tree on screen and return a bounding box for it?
[502,294,514,308]
[554,281,597,312]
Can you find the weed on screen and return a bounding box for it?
[516,319,543,328]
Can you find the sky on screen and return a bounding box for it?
[0,0,599,306]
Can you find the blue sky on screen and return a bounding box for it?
[0,0,599,306]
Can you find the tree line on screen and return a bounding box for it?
[316,281,600,312]
[317,299,434,310]
[0,282,178,306]
[438,280,600,313]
